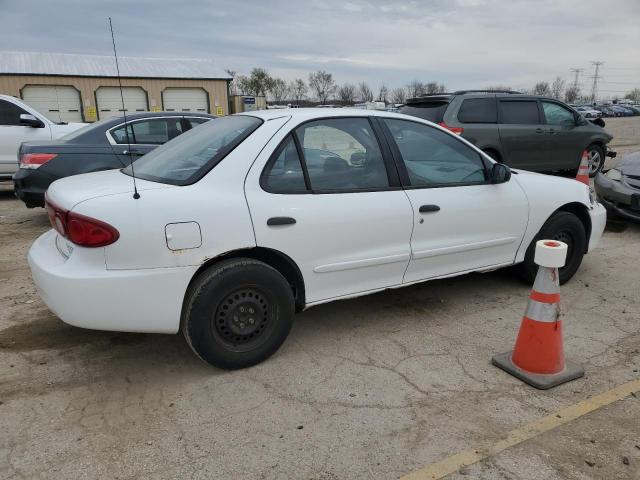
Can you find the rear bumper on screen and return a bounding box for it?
[28,230,197,334]
[12,168,53,207]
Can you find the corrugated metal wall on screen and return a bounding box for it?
[0,75,229,121]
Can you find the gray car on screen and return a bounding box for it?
[400,90,615,177]
[594,152,640,221]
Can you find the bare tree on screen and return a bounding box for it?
[391,88,406,105]
[551,77,566,100]
[378,84,388,103]
[289,79,307,105]
[236,75,251,95]
[406,80,425,98]
[425,82,446,94]
[564,85,580,104]
[624,88,640,102]
[308,70,336,104]
[358,82,374,102]
[246,68,274,96]
[269,78,289,103]
[337,83,357,105]
[532,81,552,97]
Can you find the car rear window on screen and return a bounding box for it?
[399,101,449,123]
[499,101,540,124]
[457,98,497,123]
[122,115,262,185]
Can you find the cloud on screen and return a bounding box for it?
[0,0,638,96]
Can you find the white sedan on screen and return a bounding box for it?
[28,109,606,369]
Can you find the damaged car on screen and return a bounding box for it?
[594,152,640,221]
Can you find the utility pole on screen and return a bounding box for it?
[569,68,583,89]
[590,61,604,103]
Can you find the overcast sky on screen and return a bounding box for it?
[2,0,639,97]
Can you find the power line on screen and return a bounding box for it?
[569,68,583,90]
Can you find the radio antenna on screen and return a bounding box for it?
[109,17,140,199]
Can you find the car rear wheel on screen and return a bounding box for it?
[517,211,586,285]
[586,144,605,177]
[182,258,295,369]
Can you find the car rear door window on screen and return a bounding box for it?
[296,118,390,191]
[457,98,497,123]
[499,101,540,124]
[0,99,28,126]
[541,101,576,126]
[111,118,185,145]
[261,135,308,193]
[383,118,487,186]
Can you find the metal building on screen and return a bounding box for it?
[0,51,232,122]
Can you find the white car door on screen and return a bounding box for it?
[379,117,529,283]
[0,98,51,177]
[245,116,414,304]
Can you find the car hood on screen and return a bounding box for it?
[46,169,174,211]
[617,151,640,176]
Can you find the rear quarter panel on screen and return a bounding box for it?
[512,171,593,262]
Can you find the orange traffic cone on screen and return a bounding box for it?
[492,240,584,389]
[576,150,590,186]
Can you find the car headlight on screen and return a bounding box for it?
[605,168,622,181]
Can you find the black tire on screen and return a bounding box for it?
[182,258,295,369]
[586,144,605,178]
[517,211,586,285]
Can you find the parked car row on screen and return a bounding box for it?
[400,90,615,177]
[592,104,640,117]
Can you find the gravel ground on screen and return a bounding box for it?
[0,116,639,479]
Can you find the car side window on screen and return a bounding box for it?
[261,135,307,193]
[187,117,211,128]
[499,101,540,124]
[111,118,185,145]
[296,118,389,191]
[0,99,29,126]
[542,101,575,126]
[383,118,487,187]
[457,98,497,123]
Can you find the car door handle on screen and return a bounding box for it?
[122,149,143,155]
[419,204,440,213]
[547,128,557,135]
[535,128,545,134]
[267,216,296,226]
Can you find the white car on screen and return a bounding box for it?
[574,106,602,119]
[28,109,606,369]
[0,94,86,180]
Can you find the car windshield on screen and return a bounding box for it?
[122,115,262,185]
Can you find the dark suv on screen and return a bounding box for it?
[400,90,615,177]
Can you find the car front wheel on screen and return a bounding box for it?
[182,258,295,369]
[586,144,605,177]
[517,211,586,285]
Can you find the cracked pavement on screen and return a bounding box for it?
[1,124,639,479]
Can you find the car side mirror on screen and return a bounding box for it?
[20,113,45,128]
[491,163,511,184]
[591,117,605,128]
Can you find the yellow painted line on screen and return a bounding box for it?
[401,378,640,480]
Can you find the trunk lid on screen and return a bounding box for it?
[46,169,173,211]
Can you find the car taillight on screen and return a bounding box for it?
[44,196,119,247]
[20,153,58,169]
[438,122,464,135]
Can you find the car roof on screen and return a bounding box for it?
[238,107,414,122]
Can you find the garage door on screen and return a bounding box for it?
[96,87,148,119]
[21,85,83,123]
[163,88,208,113]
